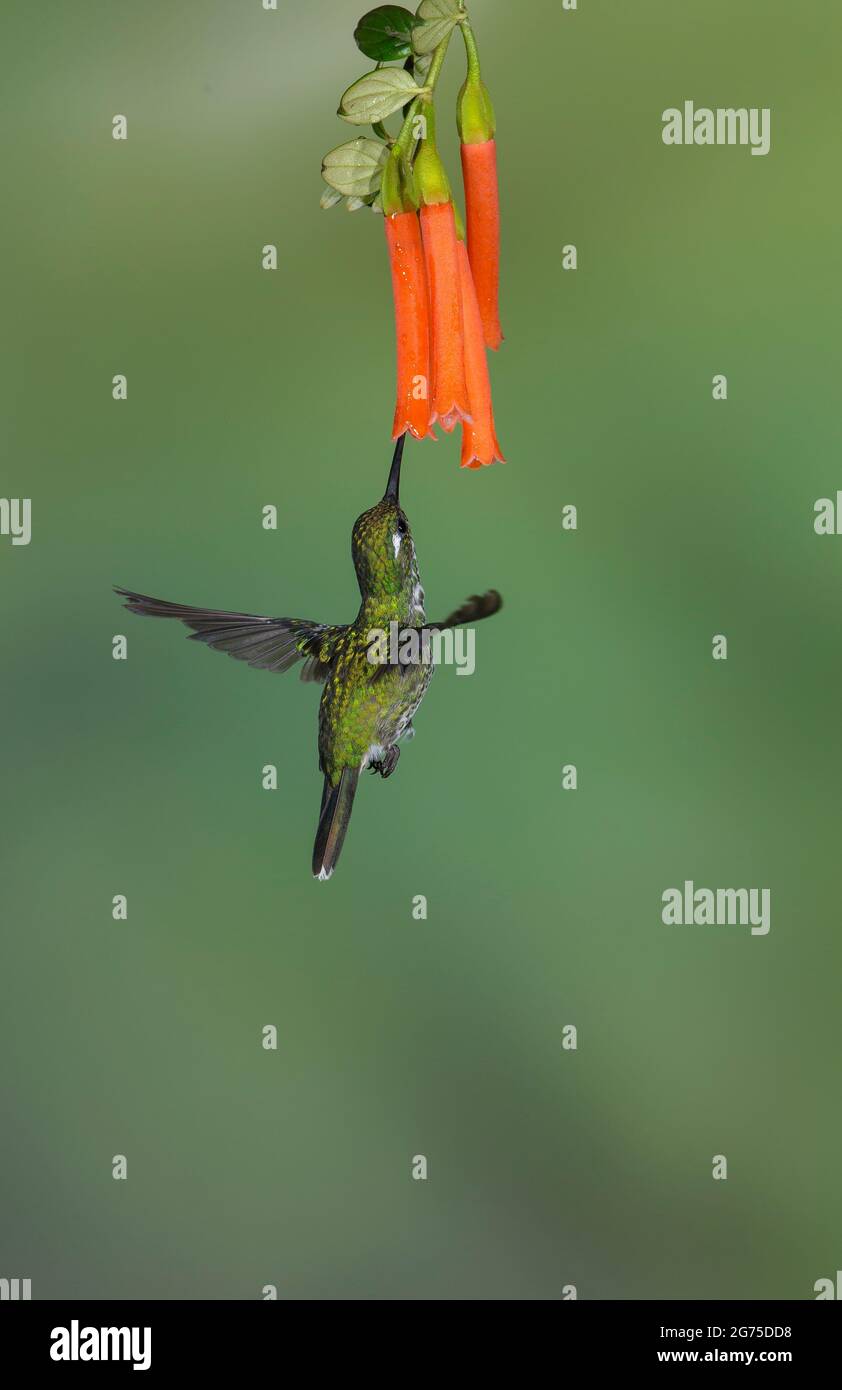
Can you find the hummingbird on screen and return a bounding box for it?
[115,436,502,879]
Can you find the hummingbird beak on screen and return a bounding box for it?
[383,434,405,504]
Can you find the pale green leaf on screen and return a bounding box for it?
[321,138,388,197]
[339,67,426,125]
[412,0,465,55]
[417,0,463,18]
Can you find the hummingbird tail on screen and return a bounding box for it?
[312,768,360,881]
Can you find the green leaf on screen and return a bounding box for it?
[339,67,426,125]
[319,187,343,210]
[416,0,464,18]
[412,0,465,56]
[321,138,388,198]
[354,6,416,62]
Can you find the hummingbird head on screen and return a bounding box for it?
[351,436,417,602]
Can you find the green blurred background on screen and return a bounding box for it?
[2,0,840,1300]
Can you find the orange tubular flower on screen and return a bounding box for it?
[419,201,472,433]
[457,34,502,353]
[457,239,505,469]
[384,211,435,441]
[460,139,502,352]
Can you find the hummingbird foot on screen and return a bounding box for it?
[369,746,400,779]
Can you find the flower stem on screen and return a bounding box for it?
[424,28,455,93]
[383,30,458,211]
[393,99,422,158]
[393,30,455,155]
[460,18,481,83]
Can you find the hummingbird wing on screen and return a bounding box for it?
[114,587,344,680]
[428,589,503,629]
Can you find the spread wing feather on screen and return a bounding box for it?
[114,587,343,680]
[430,589,503,629]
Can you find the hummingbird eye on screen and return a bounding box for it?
[396,516,408,536]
